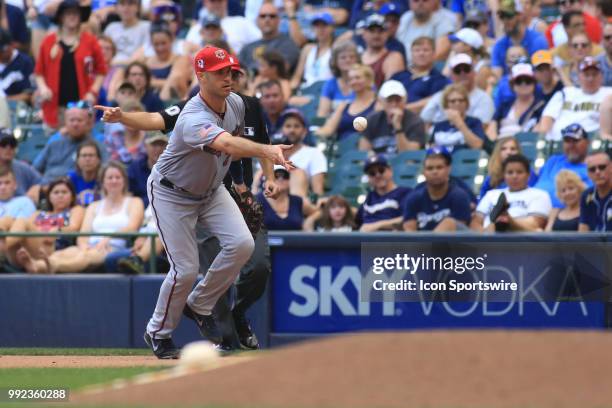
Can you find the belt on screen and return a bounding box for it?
[160,177,190,193]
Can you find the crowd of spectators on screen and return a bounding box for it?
[0,0,611,274]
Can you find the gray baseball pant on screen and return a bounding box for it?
[146,169,255,339]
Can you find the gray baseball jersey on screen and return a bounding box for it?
[155,92,245,195]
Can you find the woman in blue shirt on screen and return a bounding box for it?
[430,83,487,152]
[257,167,317,231]
[317,41,360,117]
[67,141,102,206]
[315,63,377,141]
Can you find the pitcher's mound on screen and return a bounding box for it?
[74,330,612,407]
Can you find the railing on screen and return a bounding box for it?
[0,232,159,274]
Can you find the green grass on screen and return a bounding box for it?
[0,367,166,389]
[0,348,151,356]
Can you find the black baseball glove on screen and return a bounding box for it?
[229,188,264,235]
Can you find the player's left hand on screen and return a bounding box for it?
[263,179,281,199]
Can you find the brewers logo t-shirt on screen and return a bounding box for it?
[403,184,471,230]
[356,187,412,226]
[542,86,612,141]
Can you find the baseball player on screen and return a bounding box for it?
[96,55,276,352]
[110,46,291,359]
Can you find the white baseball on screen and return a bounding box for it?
[353,116,368,132]
[179,341,219,369]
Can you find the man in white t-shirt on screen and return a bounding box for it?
[537,57,612,141]
[277,108,327,196]
[103,0,150,65]
[471,154,552,232]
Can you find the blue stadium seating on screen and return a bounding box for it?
[393,163,420,189]
[16,126,47,164]
[389,150,426,169]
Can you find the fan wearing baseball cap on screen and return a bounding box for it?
[537,56,612,141]
[531,50,564,103]
[360,79,426,155]
[421,53,495,126]
[488,63,545,139]
[491,0,549,77]
[359,14,405,89]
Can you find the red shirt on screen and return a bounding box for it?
[35,31,107,128]
[545,12,602,48]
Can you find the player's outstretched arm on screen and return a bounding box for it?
[211,132,295,170]
[94,105,166,131]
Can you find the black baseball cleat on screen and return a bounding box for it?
[183,304,223,344]
[143,331,180,360]
[233,309,259,350]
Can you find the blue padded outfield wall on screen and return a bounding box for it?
[0,233,610,348]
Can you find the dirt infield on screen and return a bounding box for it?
[72,330,612,408]
[0,355,178,368]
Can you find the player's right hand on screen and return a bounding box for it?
[94,105,122,123]
[266,144,296,171]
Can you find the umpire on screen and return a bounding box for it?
[95,56,278,351]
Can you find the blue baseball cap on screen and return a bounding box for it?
[279,108,308,128]
[379,3,401,16]
[363,154,390,173]
[426,146,452,164]
[311,12,334,25]
[561,123,588,140]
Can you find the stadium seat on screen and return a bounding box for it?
[16,125,47,164]
[451,149,481,166]
[515,132,539,147]
[544,140,563,158]
[389,150,426,169]
[331,184,366,207]
[521,144,538,163]
[335,143,366,164]
[393,163,420,189]
[451,163,477,191]
[296,81,326,123]
[331,165,364,192]
[7,99,18,112]
[310,117,326,127]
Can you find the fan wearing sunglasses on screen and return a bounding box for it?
[355,154,411,232]
[556,31,603,87]
[579,150,612,231]
[420,53,494,126]
[487,63,544,140]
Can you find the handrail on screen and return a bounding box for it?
[0,231,159,274]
